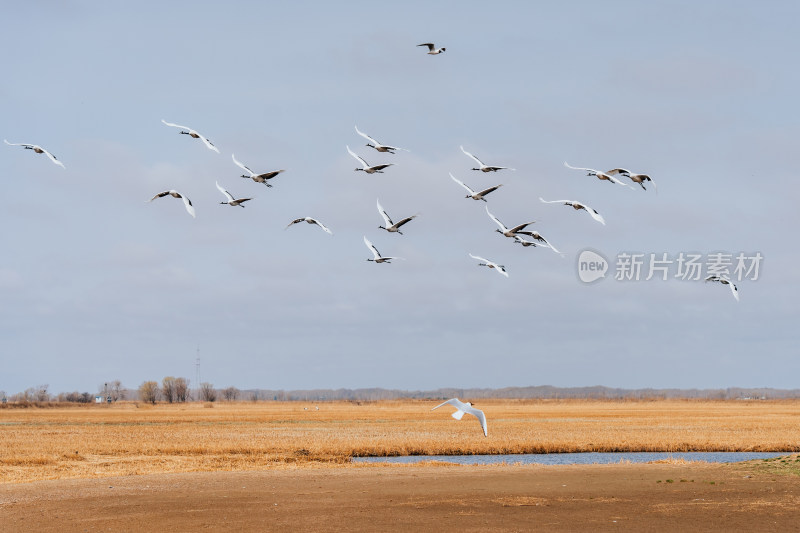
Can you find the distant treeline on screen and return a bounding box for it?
[5,384,800,405]
[238,386,800,402]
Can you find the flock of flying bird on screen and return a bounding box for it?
[4,41,741,437]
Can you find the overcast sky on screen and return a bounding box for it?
[1,1,797,395]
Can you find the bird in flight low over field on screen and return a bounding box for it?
[432,398,488,436]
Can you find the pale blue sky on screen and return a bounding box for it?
[1,1,797,394]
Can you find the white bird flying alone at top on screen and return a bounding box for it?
[147,190,196,218]
[432,398,488,436]
[346,145,393,174]
[376,198,417,235]
[161,119,220,153]
[539,197,605,225]
[606,168,657,192]
[485,206,536,239]
[564,162,629,186]
[215,181,252,207]
[363,236,401,263]
[469,253,509,278]
[4,140,65,168]
[450,173,502,202]
[417,43,445,54]
[285,217,333,235]
[232,154,285,187]
[354,126,409,154]
[460,146,514,173]
[705,275,739,301]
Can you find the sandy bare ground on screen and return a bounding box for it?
[2,461,799,532]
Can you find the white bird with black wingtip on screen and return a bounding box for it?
[705,275,739,301]
[216,181,252,207]
[161,120,220,153]
[363,236,401,264]
[563,162,629,187]
[469,253,508,278]
[450,173,502,202]
[347,145,393,174]
[4,140,65,168]
[232,154,285,187]
[417,43,445,55]
[355,126,408,154]
[485,206,536,239]
[432,398,487,437]
[606,168,657,192]
[461,146,514,173]
[376,198,417,235]
[539,197,605,225]
[147,190,196,218]
[286,217,333,235]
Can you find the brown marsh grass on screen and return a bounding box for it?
[2,399,798,483]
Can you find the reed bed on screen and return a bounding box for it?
[2,399,798,483]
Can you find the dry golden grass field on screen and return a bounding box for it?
[2,399,799,483]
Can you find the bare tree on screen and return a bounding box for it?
[161,377,177,403]
[199,382,217,402]
[175,377,190,403]
[108,380,125,402]
[222,387,239,401]
[35,384,50,402]
[139,381,160,404]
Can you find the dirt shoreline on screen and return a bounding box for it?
[2,461,799,532]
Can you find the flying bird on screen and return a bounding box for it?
[563,162,629,186]
[161,120,220,153]
[147,190,196,218]
[606,168,657,192]
[4,140,65,168]
[215,181,252,207]
[468,253,508,278]
[232,154,285,186]
[376,198,417,235]
[354,126,408,154]
[705,275,739,301]
[513,232,563,255]
[450,173,502,202]
[417,43,445,54]
[460,146,514,173]
[347,145,393,174]
[539,197,605,225]
[286,217,333,235]
[485,206,536,239]
[363,236,400,263]
[432,398,488,436]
